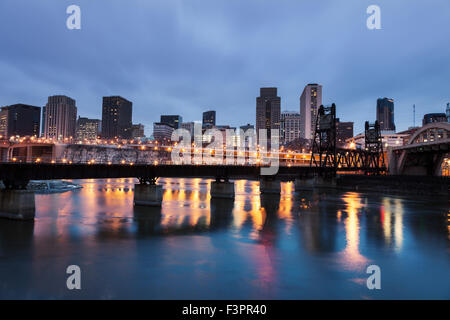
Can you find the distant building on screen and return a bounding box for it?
[101,96,133,140]
[347,132,408,150]
[202,111,216,129]
[180,122,195,137]
[240,123,254,132]
[280,111,300,144]
[0,104,41,139]
[376,98,396,132]
[256,88,281,141]
[423,113,447,126]
[43,96,77,140]
[300,84,322,140]
[161,115,183,129]
[336,119,354,147]
[75,117,100,142]
[153,122,174,142]
[131,124,145,139]
[446,103,450,122]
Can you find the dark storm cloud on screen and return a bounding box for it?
[0,0,449,134]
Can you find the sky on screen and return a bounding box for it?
[0,0,449,135]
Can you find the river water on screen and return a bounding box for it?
[0,178,449,299]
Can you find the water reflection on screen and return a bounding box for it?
[0,178,448,299]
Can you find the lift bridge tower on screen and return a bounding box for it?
[310,104,386,175]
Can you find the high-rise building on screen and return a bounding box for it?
[153,122,175,142]
[43,96,77,140]
[202,111,216,129]
[131,124,145,139]
[280,111,301,144]
[300,84,322,140]
[376,98,396,132]
[0,104,41,139]
[422,113,447,126]
[256,88,281,140]
[336,119,354,147]
[101,96,133,140]
[75,117,100,142]
[161,115,183,129]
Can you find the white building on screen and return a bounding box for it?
[281,111,301,144]
[346,132,410,150]
[300,84,322,140]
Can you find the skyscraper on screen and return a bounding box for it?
[101,96,133,139]
[160,115,183,129]
[280,111,301,144]
[256,87,281,140]
[75,117,101,142]
[376,98,396,132]
[0,104,41,139]
[300,84,322,140]
[43,96,77,140]
[202,111,216,129]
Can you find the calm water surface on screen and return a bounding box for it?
[0,178,449,299]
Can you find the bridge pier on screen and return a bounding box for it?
[0,189,35,220]
[210,179,235,199]
[259,178,281,194]
[133,178,163,207]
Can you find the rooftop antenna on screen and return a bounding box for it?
[413,104,416,127]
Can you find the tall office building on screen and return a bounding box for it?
[300,84,322,140]
[101,96,133,139]
[376,98,396,132]
[160,115,183,129]
[75,117,100,142]
[256,87,281,140]
[43,96,77,140]
[280,111,301,144]
[336,119,354,147]
[202,111,216,129]
[0,104,41,139]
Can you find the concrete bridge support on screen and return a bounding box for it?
[210,179,235,199]
[133,182,163,207]
[259,178,281,194]
[0,189,35,220]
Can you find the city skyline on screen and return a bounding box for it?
[0,1,449,136]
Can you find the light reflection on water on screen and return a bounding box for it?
[0,178,448,299]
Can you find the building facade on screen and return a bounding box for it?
[300,83,322,140]
[202,111,216,129]
[336,119,354,147]
[377,98,396,132]
[256,87,281,141]
[280,111,300,144]
[180,122,195,137]
[160,115,183,129]
[153,122,174,142]
[131,124,145,139]
[0,104,41,139]
[75,117,100,142]
[43,96,77,141]
[101,96,133,140]
[423,113,447,126]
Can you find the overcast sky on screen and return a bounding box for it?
[0,0,449,135]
